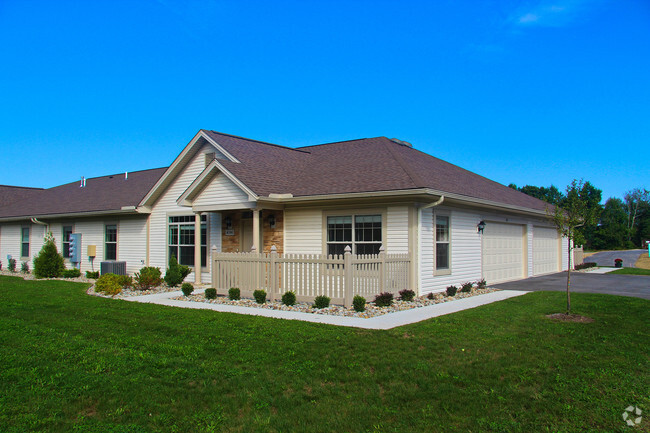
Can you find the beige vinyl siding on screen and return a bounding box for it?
[386,206,409,253]
[149,142,220,281]
[0,223,21,266]
[561,236,570,271]
[74,219,106,274]
[118,216,148,275]
[284,209,322,254]
[420,207,482,293]
[526,223,534,277]
[193,173,249,207]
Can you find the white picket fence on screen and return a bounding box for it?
[211,246,410,307]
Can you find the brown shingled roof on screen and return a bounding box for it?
[0,168,167,219]
[0,185,44,207]
[205,131,549,212]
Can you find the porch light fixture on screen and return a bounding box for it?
[225,216,232,230]
[268,214,276,229]
[477,220,486,234]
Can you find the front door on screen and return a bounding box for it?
[241,214,253,252]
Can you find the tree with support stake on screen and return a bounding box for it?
[549,179,599,316]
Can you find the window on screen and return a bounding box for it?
[62,226,73,259]
[105,224,117,260]
[168,215,207,267]
[435,215,450,270]
[21,227,30,257]
[327,214,382,255]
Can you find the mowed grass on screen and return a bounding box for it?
[609,267,650,275]
[0,276,648,433]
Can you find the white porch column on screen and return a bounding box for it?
[252,209,260,252]
[194,212,202,283]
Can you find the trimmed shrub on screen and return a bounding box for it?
[282,291,296,306]
[181,282,194,296]
[134,267,163,290]
[353,295,366,312]
[373,292,394,307]
[427,292,435,300]
[116,275,133,289]
[0,261,3,271]
[21,261,29,274]
[8,258,16,272]
[62,268,81,278]
[95,273,122,295]
[228,287,241,300]
[446,285,458,296]
[476,278,487,289]
[313,295,330,309]
[253,289,267,304]
[85,271,100,279]
[204,288,217,299]
[164,255,191,287]
[33,233,64,278]
[461,282,473,293]
[399,289,416,302]
[574,262,597,270]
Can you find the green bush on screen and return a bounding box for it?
[253,289,267,304]
[204,288,217,299]
[373,292,394,307]
[313,295,330,309]
[21,261,29,274]
[116,275,133,289]
[282,291,296,306]
[427,292,435,300]
[461,282,473,293]
[95,273,122,295]
[399,289,415,302]
[33,234,64,278]
[85,271,100,279]
[134,267,163,290]
[228,287,241,300]
[0,261,3,271]
[164,255,191,287]
[446,285,458,296]
[181,283,194,296]
[574,262,597,270]
[8,258,16,272]
[352,295,366,312]
[62,268,81,278]
[476,279,487,289]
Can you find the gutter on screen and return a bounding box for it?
[0,208,141,223]
[31,217,49,232]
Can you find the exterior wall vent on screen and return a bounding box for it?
[390,138,413,148]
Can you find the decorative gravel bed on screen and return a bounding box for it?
[112,286,180,298]
[0,270,95,284]
[171,287,500,319]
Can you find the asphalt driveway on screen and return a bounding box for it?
[493,272,650,300]
[584,249,645,268]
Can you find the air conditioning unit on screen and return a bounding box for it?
[100,261,127,276]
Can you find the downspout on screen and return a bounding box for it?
[416,196,445,294]
[31,217,49,237]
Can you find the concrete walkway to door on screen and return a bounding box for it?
[493,272,650,300]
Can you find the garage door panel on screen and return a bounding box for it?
[482,223,525,284]
[533,227,559,275]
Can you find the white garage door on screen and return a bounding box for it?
[482,222,525,284]
[533,227,559,276]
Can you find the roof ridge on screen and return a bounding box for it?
[0,185,45,190]
[297,136,374,149]
[205,130,311,154]
[379,137,426,188]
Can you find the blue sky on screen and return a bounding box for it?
[1,0,648,202]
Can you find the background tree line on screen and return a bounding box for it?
[508,183,650,250]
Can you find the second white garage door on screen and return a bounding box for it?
[482,222,525,284]
[533,227,559,276]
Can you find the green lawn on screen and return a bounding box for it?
[1,276,648,433]
[609,267,650,275]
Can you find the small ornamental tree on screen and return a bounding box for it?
[33,232,65,278]
[550,179,599,314]
[164,255,191,287]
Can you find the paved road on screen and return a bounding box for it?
[584,249,645,268]
[493,272,650,300]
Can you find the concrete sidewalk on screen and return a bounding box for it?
[121,289,528,330]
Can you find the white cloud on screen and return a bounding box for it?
[513,1,587,27]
